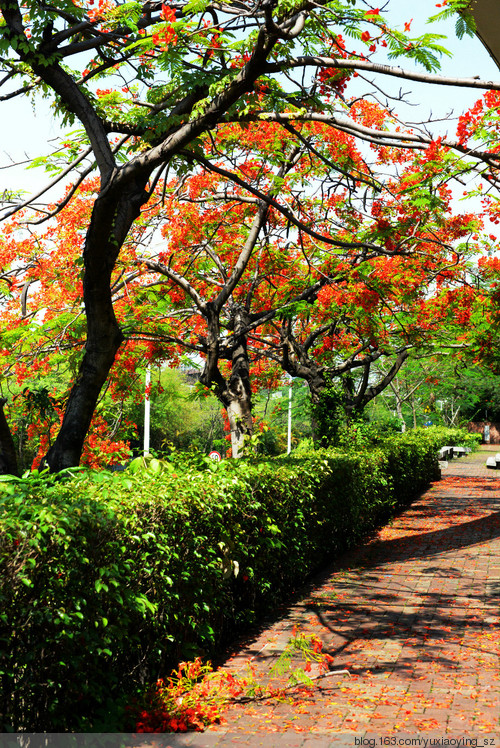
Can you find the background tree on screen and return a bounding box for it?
[252,187,482,443]
[370,352,500,429]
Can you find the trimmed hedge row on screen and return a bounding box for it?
[0,428,474,731]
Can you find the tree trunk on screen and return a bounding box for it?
[200,305,254,458]
[44,181,147,471]
[308,377,345,448]
[395,398,406,432]
[0,399,19,476]
[223,308,254,457]
[227,391,253,458]
[43,323,123,471]
[411,395,418,429]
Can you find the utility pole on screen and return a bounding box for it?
[144,366,151,455]
[287,377,293,454]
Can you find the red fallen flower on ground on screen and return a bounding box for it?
[129,630,338,732]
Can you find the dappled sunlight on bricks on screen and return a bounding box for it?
[208,448,500,737]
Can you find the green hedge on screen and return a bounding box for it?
[0,428,470,731]
[408,426,481,452]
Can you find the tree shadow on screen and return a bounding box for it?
[290,481,500,678]
[354,511,500,567]
[299,591,500,680]
[220,477,500,684]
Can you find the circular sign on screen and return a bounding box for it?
[208,451,222,462]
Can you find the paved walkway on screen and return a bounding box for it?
[144,447,500,747]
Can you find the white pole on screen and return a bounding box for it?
[287,377,292,454]
[144,365,151,455]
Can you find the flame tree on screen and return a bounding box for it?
[2,0,500,468]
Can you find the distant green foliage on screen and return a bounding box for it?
[126,368,225,454]
[0,428,466,731]
[453,372,500,422]
[366,356,500,431]
[253,380,313,455]
[414,425,482,452]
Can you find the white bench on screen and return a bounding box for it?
[439,446,454,460]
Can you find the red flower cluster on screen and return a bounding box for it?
[130,658,235,733]
[317,68,349,97]
[152,6,177,49]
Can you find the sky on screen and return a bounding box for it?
[384,1,500,122]
[2,0,500,196]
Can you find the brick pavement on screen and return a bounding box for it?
[138,447,500,747]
